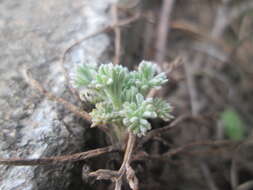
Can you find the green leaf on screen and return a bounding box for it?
[152,99,174,121]
[134,61,168,95]
[221,108,246,141]
[73,63,97,87]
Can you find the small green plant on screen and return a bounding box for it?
[221,108,246,141]
[73,61,173,141]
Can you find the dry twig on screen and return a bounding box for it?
[199,161,219,190]
[0,145,119,166]
[163,140,236,158]
[155,0,175,66]
[111,4,122,65]
[230,140,253,190]
[89,133,138,190]
[22,67,92,122]
[137,114,191,149]
[134,140,237,162]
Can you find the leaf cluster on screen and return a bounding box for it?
[73,61,173,136]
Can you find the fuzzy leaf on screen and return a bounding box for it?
[73,63,97,87]
[72,61,173,136]
[134,61,168,95]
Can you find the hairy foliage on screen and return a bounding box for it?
[73,61,173,136]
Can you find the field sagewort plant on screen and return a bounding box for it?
[73,61,173,141]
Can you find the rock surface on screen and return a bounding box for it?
[0,0,111,189]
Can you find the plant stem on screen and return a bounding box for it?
[119,132,136,173]
[113,124,127,145]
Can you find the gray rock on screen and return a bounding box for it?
[0,0,112,189]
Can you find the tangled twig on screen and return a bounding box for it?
[89,133,138,190]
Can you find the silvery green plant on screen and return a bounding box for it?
[73,61,173,139]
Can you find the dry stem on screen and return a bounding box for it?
[22,68,92,122]
[111,4,122,65]
[89,133,138,190]
[0,145,119,166]
[155,0,175,66]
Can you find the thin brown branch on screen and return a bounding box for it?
[89,133,137,190]
[170,20,232,52]
[230,140,252,190]
[116,133,137,190]
[231,154,239,190]
[134,140,238,161]
[116,12,141,27]
[0,145,119,166]
[89,169,119,180]
[60,61,81,101]
[61,12,140,69]
[155,0,175,65]
[199,161,219,190]
[137,114,191,149]
[126,163,139,190]
[146,56,183,99]
[22,68,92,122]
[142,11,155,59]
[115,179,123,190]
[162,140,237,158]
[23,67,117,141]
[119,133,136,173]
[117,0,140,10]
[111,4,122,65]
[183,53,204,116]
